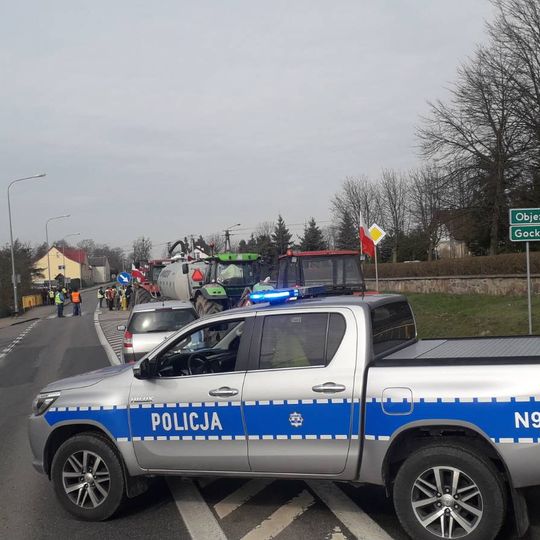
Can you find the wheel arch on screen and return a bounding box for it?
[44,422,118,477]
[44,422,148,499]
[382,422,530,537]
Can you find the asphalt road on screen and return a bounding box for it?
[0,292,188,540]
[1,290,540,540]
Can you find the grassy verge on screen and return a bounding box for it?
[402,293,540,339]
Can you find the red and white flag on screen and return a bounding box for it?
[359,227,375,258]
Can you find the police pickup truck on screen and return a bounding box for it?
[29,291,540,539]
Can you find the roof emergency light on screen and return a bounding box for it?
[249,288,299,304]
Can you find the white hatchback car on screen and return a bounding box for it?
[119,300,198,363]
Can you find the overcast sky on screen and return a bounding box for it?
[0,0,495,254]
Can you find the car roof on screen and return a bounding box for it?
[131,300,195,313]
[201,293,407,321]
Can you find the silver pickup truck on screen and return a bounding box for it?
[29,293,540,539]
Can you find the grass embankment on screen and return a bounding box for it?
[403,293,540,339]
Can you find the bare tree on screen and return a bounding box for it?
[205,233,225,254]
[380,169,409,262]
[331,176,385,230]
[418,43,528,254]
[409,165,446,260]
[130,237,152,263]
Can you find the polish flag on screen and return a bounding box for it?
[131,268,146,283]
[359,227,375,258]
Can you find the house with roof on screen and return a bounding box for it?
[33,246,93,288]
[89,256,111,283]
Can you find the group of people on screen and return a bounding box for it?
[48,286,82,318]
[98,285,132,311]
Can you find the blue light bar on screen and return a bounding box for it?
[249,288,299,304]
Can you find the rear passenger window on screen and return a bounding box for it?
[259,313,346,370]
[371,302,415,357]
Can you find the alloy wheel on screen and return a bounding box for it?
[411,466,483,538]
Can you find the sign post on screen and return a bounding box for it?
[509,208,540,335]
[369,224,387,293]
[117,271,132,286]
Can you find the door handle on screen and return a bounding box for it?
[312,382,346,394]
[209,386,239,397]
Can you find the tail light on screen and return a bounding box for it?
[123,330,133,349]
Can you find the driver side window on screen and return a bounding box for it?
[156,318,249,378]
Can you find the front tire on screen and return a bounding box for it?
[195,294,223,317]
[393,443,506,540]
[51,433,126,521]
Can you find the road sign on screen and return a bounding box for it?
[368,224,386,246]
[117,271,132,285]
[510,208,540,225]
[509,225,540,242]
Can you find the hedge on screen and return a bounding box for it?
[362,252,540,278]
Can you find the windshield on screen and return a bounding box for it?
[302,255,363,287]
[128,308,196,334]
[216,262,259,286]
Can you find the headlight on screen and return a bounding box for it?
[32,392,60,416]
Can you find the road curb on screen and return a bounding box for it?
[93,304,121,366]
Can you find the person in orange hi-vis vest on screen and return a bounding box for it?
[71,288,82,316]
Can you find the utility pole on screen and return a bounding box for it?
[6,173,47,315]
[224,223,241,251]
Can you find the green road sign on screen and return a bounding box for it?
[509,208,540,225]
[510,225,540,242]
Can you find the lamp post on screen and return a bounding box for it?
[61,232,81,288]
[6,173,47,315]
[46,214,70,291]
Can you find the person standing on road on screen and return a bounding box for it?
[114,286,121,311]
[120,288,128,311]
[71,288,82,316]
[106,286,115,311]
[55,289,65,318]
[48,289,55,305]
[97,287,105,308]
[125,284,132,308]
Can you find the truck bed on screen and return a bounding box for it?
[378,336,540,366]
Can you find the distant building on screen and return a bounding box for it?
[34,247,93,288]
[436,226,470,259]
[89,256,111,284]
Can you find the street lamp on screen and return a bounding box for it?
[61,232,81,287]
[46,214,70,291]
[6,173,47,315]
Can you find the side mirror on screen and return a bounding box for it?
[117,324,126,331]
[133,358,151,380]
[182,263,189,275]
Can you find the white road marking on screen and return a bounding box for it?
[328,526,348,540]
[167,479,227,540]
[241,489,316,540]
[93,304,121,366]
[307,481,392,540]
[214,479,273,519]
[0,320,39,363]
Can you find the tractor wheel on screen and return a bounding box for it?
[135,288,152,304]
[195,295,223,318]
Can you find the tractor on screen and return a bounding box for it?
[276,249,366,295]
[158,252,269,317]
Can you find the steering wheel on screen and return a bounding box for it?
[187,353,214,375]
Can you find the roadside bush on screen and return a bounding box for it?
[363,252,540,278]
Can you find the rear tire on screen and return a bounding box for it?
[393,443,506,540]
[51,433,126,521]
[195,295,223,317]
[135,288,152,304]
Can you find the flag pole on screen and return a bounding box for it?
[374,245,379,292]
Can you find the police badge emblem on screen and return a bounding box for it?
[289,411,303,428]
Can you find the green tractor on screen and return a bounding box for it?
[191,252,270,316]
